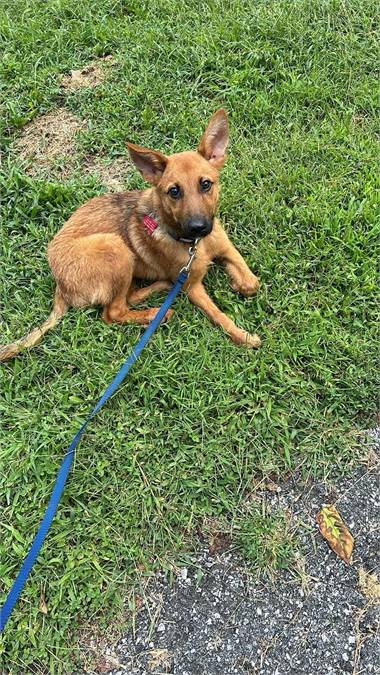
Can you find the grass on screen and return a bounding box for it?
[0,0,378,670]
[238,506,298,574]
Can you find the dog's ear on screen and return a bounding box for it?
[197,109,229,169]
[127,143,168,184]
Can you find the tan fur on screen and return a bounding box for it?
[0,110,261,361]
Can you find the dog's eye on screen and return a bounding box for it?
[200,179,212,193]
[168,185,181,199]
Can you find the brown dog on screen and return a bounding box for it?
[0,109,261,361]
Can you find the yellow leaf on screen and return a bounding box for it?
[39,591,48,615]
[316,504,354,564]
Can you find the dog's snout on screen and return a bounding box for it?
[185,216,213,238]
[189,220,208,235]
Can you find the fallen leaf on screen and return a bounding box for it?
[316,504,354,564]
[39,590,48,614]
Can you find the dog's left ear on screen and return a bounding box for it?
[197,109,229,169]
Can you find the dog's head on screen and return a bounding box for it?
[127,109,228,241]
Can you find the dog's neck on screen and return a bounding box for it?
[136,189,194,244]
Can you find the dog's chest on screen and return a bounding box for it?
[132,237,209,283]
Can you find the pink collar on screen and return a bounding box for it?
[142,213,159,235]
[142,213,195,244]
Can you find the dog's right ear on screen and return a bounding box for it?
[127,143,168,185]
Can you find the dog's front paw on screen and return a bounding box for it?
[231,274,260,297]
[233,331,261,349]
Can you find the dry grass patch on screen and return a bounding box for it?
[60,55,115,91]
[13,108,85,177]
[13,108,130,190]
[358,567,380,603]
[148,648,173,672]
[78,621,128,673]
[82,155,131,191]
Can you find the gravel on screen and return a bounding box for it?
[85,436,379,675]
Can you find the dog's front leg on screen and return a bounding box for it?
[187,283,260,348]
[215,228,260,297]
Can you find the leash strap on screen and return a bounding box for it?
[0,270,188,632]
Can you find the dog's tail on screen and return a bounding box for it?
[0,290,68,362]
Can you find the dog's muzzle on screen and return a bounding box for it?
[183,216,213,239]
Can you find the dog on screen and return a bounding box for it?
[0,109,261,362]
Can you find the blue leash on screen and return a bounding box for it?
[0,268,189,632]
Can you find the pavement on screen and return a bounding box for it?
[83,435,379,675]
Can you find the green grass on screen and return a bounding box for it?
[0,0,378,670]
[238,505,298,574]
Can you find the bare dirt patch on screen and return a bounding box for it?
[13,108,85,177]
[60,56,115,92]
[200,516,232,556]
[13,54,126,186]
[13,100,129,190]
[82,155,131,191]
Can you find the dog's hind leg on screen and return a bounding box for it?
[102,301,172,325]
[127,281,171,305]
[102,288,173,325]
[104,279,173,324]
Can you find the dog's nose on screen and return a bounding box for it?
[185,217,213,238]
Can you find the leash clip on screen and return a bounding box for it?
[181,239,199,274]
